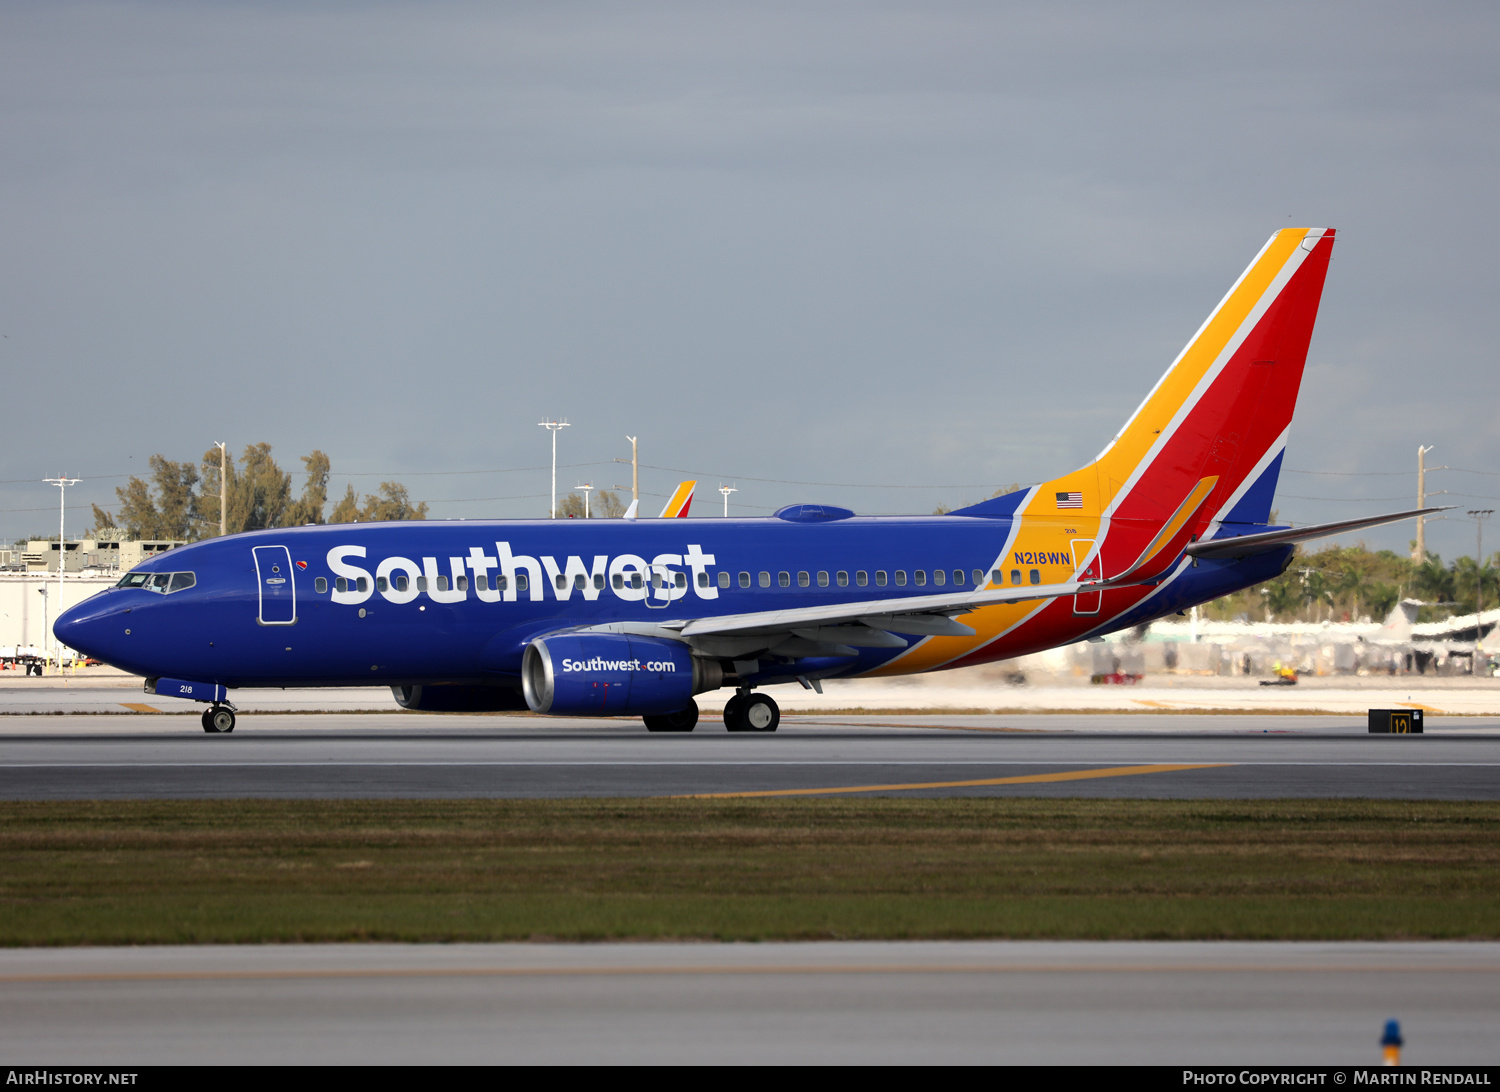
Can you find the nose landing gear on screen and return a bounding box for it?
[201,705,236,734]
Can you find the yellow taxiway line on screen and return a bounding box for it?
[675,762,1231,799]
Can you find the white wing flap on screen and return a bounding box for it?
[672,580,1097,638]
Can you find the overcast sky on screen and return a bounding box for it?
[3,1,1497,557]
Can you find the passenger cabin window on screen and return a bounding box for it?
[974,569,985,586]
[458,576,469,591]
[416,576,428,592]
[395,575,409,592]
[856,571,868,587]
[759,572,771,587]
[894,570,907,587]
[594,574,605,590]
[675,573,686,589]
[778,572,790,588]
[817,571,829,587]
[375,577,387,592]
[357,577,368,593]
[438,576,451,592]
[335,577,348,593]
[874,571,887,587]
[1011,570,1021,585]
[914,570,926,587]
[953,570,965,586]
[612,574,624,590]
[718,572,731,589]
[477,575,488,591]
[516,574,528,592]
[699,572,711,588]
[797,572,810,587]
[315,577,328,594]
[837,571,849,587]
[931,569,945,586]
[554,575,565,591]
[739,572,751,588]
[1029,569,1040,585]
[573,574,586,590]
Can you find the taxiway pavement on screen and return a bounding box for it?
[1,941,1494,1065]
[1,711,1496,799]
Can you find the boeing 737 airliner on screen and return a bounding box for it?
[56,228,1437,732]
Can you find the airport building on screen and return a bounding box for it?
[13,538,184,574]
[0,574,116,652]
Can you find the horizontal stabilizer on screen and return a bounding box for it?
[1185,507,1455,560]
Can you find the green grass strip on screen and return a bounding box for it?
[2,798,1497,945]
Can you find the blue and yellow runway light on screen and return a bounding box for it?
[1381,1018,1403,1066]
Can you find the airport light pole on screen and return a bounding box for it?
[1414,445,1448,564]
[42,475,79,672]
[719,483,737,517]
[577,482,593,519]
[626,437,638,505]
[1469,509,1493,674]
[538,420,570,518]
[214,441,227,537]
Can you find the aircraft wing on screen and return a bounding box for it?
[658,577,1129,651]
[1185,507,1455,560]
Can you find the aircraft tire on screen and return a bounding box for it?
[643,699,698,733]
[201,706,236,734]
[725,693,778,733]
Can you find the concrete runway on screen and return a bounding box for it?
[1,710,1497,799]
[1,941,1495,1065]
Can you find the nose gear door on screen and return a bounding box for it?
[252,545,297,625]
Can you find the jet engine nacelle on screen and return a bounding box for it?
[391,684,529,712]
[522,633,722,716]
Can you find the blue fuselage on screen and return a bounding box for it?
[54,515,1287,691]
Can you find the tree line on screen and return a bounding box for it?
[89,445,429,541]
[1202,543,1499,624]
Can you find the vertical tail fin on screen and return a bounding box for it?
[1088,227,1334,529]
[1012,228,1335,579]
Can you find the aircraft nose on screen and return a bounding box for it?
[54,596,121,663]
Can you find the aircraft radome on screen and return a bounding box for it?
[56,228,1442,733]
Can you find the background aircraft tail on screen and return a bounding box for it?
[659,480,696,518]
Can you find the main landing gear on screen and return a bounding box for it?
[641,692,780,733]
[723,691,779,733]
[201,705,236,734]
[643,699,699,733]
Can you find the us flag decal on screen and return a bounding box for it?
[1056,491,1083,509]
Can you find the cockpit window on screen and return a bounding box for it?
[115,571,196,594]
